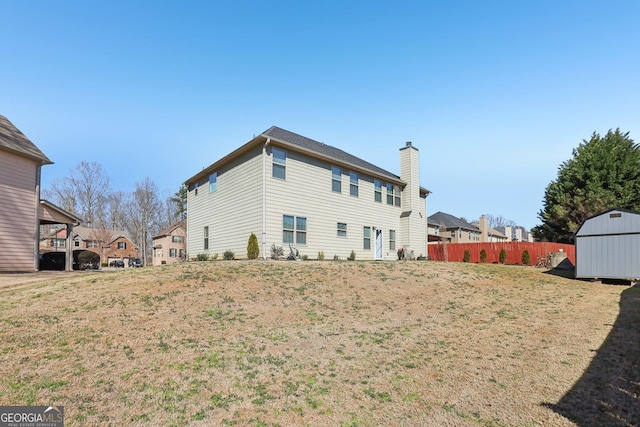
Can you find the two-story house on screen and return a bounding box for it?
[184,126,430,260]
[1,115,81,272]
[71,226,139,266]
[152,221,186,266]
[427,211,481,243]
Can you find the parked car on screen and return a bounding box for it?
[40,252,66,271]
[128,258,142,268]
[73,250,100,270]
[109,259,125,268]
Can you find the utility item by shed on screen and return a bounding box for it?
[575,209,640,280]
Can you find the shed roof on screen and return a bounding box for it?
[0,115,52,164]
[575,208,640,237]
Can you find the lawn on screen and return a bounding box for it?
[0,261,636,426]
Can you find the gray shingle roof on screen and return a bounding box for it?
[427,211,479,231]
[262,126,400,182]
[0,115,52,164]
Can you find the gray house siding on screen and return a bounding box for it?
[575,209,640,280]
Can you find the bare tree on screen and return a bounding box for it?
[107,191,127,231]
[87,228,114,266]
[49,161,111,227]
[483,213,517,229]
[125,178,161,266]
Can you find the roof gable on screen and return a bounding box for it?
[153,221,186,240]
[262,126,400,182]
[0,115,52,164]
[428,211,479,231]
[185,126,408,186]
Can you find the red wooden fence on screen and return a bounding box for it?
[427,242,575,266]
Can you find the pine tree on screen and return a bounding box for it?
[247,233,260,259]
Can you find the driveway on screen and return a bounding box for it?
[0,270,102,291]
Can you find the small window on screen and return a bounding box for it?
[283,215,294,244]
[170,248,177,257]
[394,186,401,207]
[386,183,394,205]
[374,180,382,203]
[363,226,371,250]
[273,148,286,180]
[195,182,199,196]
[389,230,396,250]
[117,241,126,250]
[74,241,80,247]
[204,226,209,250]
[209,172,217,193]
[172,235,183,243]
[350,172,359,197]
[450,230,455,238]
[610,213,622,218]
[332,166,342,193]
[337,222,347,237]
[296,217,307,245]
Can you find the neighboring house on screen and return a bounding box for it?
[471,216,508,243]
[0,115,81,272]
[428,219,451,244]
[495,225,533,242]
[427,211,481,243]
[71,226,139,265]
[47,226,139,266]
[184,126,431,260]
[152,221,186,266]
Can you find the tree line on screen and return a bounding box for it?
[42,161,187,265]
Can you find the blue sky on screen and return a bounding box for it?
[2,1,639,229]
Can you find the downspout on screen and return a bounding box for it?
[34,165,42,271]
[262,139,270,260]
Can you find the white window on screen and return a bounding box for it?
[117,241,126,250]
[389,230,396,250]
[273,148,286,179]
[350,172,358,197]
[170,248,177,257]
[209,172,217,193]
[332,166,342,193]
[374,180,382,203]
[283,215,307,245]
[172,236,183,243]
[337,222,347,237]
[363,226,371,250]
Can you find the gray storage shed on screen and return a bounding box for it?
[575,209,640,280]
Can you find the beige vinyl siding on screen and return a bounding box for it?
[265,147,402,260]
[0,151,38,272]
[187,147,263,258]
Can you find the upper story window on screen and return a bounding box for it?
[332,166,342,193]
[194,182,199,196]
[51,239,66,248]
[209,172,217,193]
[118,241,126,250]
[374,180,382,203]
[86,240,98,249]
[386,184,401,206]
[272,148,286,180]
[349,172,359,197]
[172,235,183,243]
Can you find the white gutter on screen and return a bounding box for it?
[262,139,270,260]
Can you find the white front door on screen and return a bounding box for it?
[375,228,383,260]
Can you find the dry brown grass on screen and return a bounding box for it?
[0,261,636,426]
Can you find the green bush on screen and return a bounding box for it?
[347,250,356,261]
[196,253,210,261]
[521,250,531,265]
[479,249,487,263]
[247,233,260,259]
[499,248,507,264]
[463,250,471,263]
[317,251,324,261]
[223,250,235,260]
[302,254,309,261]
[213,253,219,260]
